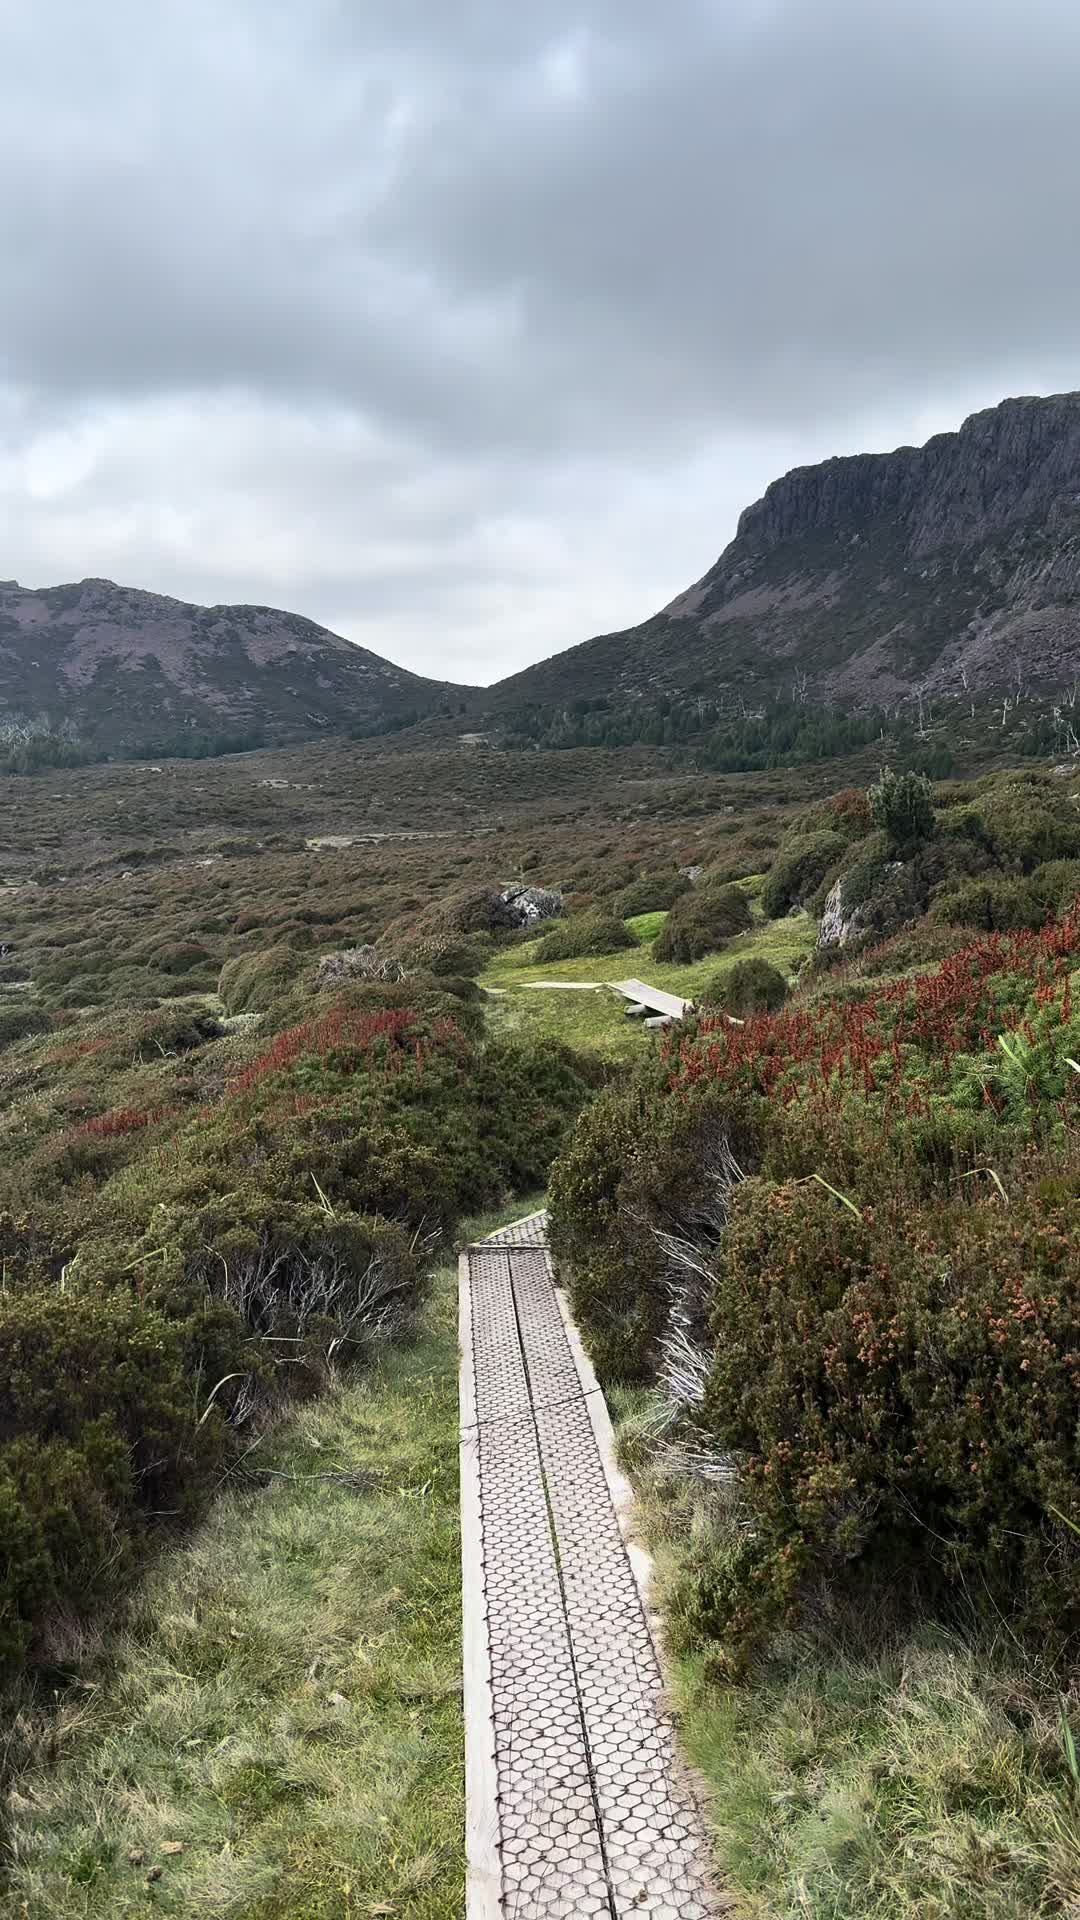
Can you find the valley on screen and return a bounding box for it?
[3,707,1080,1915]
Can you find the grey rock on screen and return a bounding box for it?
[499,884,563,926]
[818,877,867,950]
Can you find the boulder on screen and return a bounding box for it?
[818,877,867,950]
[499,884,563,927]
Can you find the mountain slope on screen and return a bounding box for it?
[488,392,1080,714]
[0,578,468,753]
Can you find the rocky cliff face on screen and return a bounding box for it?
[734,393,1080,560]
[0,578,465,752]
[491,391,1080,713]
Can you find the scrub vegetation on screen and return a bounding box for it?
[6,723,1080,1917]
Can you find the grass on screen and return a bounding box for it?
[0,1200,538,1920]
[480,909,817,1056]
[613,1389,1080,1920]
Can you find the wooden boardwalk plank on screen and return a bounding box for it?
[611,978,693,1019]
[460,1215,723,1919]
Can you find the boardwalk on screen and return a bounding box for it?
[459,1212,721,1919]
[610,978,694,1020]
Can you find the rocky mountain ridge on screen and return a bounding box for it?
[491,391,1080,714]
[8,391,1080,758]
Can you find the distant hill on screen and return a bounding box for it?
[487,392,1080,716]
[0,578,469,757]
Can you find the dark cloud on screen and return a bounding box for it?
[2,0,1080,679]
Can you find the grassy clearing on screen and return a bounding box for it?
[614,1390,1080,1920]
[0,1203,535,1920]
[481,911,816,1056]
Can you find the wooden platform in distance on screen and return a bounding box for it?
[610,978,694,1020]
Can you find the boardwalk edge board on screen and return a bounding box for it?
[458,1250,504,1920]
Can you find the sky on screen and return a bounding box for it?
[3,0,1080,687]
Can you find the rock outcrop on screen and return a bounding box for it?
[499,885,563,926]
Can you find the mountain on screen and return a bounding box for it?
[488,392,1080,715]
[0,577,468,754]
[13,392,1080,763]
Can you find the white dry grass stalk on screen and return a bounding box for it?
[643,1131,747,1484]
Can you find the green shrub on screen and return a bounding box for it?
[149,940,214,976]
[0,1006,50,1049]
[938,801,993,849]
[695,1167,1080,1667]
[653,884,753,964]
[549,1081,753,1382]
[976,776,1080,871]
[549,1087,669,1382]
[534,913,635,963]
[1030,857,1080,918]
[407,936,491,977]
[851,921,975,979]
[442,885,521,935]
[761,832,846,919]
[0,1286,226,1677]
[93,1196,425,1389]
[868,768,936,853]
[614,872,692,917]
[219,943,304,1013]
[930,876,1045,932]
[700,957,788,1017]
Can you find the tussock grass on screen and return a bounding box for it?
[614,1389,1080,1920]
[0,1216,533,1920]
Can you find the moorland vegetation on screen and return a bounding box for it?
[6,727,1080,1915]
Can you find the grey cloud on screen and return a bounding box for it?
[2,0,1080,680]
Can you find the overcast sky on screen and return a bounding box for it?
[3,0,1080,685]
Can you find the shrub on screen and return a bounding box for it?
[828,786,874,837]
[1030,857,1080,918]
[407,936,490,977]
[653,884,753,963]
[0,1286,226,1677]
[700,957,788,1017]
[534,913,635,963]
[787,788,873,843]
[761,832,846,919]
[219,943,303,1013]
[868,768,936,853]
[851,921,975,979]
[550,1080,754,1383]
[549,1087,670,1383]
[976,776,1080,871]
[151,940,213,976]
[930,876,1045,932]
[313,945,405,990]
[104,1197,424,1380]
[614,872,692,917]
[0,1006,50,1049]
[443,885,527,935]
[694,1165,1080,1666]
